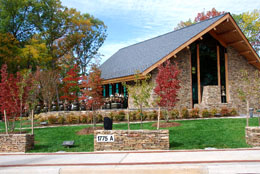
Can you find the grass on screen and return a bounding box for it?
[2,117,258,152]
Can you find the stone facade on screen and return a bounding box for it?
[128,46,259,114]
[128,48,192,110]
[245,127,260,147]
[0,134,34,152]
[94,130,169,151]
[227,47,259,114]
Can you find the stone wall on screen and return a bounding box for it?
[246,127,260,147]
[0,134,34,152]
[94,130,169,151]
[128,48,192,110]
[227,47,259,114]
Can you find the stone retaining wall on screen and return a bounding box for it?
[0,134,34,152]
[94,130,169,151]
[245,127,260,147]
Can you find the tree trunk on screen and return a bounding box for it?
[140,105,143,129]
[127,108,130,130]
[31,109,34,135]
[246,100,249,127]
[157,107,160,130]
[4,110,8,134]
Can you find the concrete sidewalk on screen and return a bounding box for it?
[1,148,260,173]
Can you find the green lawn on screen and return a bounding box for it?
[18,117,260,152]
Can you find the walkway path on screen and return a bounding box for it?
[1,148,260,174]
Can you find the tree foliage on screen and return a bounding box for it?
[154,60,181,122]
[80,64,103,127]
[0,0,107,74]
[0,64,35,132]
[174,8,225,30]
[124,72,153,128]
[60,64,80,102]
[38,69,60,111]
[233,9,260,55]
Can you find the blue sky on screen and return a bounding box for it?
[61,0,260,63]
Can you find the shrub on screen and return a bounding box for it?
[129,111,137,121]
[57,116,65,124]
[34,114,41,120]
[220,107,230,116]
[142,111,148,121]
[230,108,238,116]
[181,107,189,119]
[189,108,200,118]
[39,117,46,122]
[48,115,58,124]
[80,114,88,123]
[115,111,125,121]
[147,110,157,120]
[87,112,93,123]
[96,114,103,123]
[210,108,218,117]
[202,109,210,118]
[169,109,179,119]
[108,111,116,121]
[66,114,78,124]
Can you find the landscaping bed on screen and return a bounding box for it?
[24,117,259,153]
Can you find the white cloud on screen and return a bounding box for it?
[62,0,260,62]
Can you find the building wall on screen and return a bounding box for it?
[227,47,259,114]
[128,46,259,114]
[128,48,192,110]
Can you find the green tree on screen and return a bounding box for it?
[233,9,260,55]
[0,0,35,43]
[124,72,153,129]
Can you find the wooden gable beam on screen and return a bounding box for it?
[217,29,237,37]
[142,14,230,76]
[227,40,244,46]
[228,15,260,65]
[239,50,251,55]
[209,30,227,48]
[249,60,257,64]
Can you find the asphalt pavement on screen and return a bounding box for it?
[1,148,260,174]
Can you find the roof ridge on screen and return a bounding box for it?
[118,13,228,51]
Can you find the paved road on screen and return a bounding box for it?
[1,148,260,173]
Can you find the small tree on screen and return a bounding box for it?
[236,70,260,126]
[38,70,60,111]
[80,64,103,127]
[124,72,153,129]
[154,60,181,122]
[60,64,80,102]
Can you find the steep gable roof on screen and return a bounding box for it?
[100,13,260,84]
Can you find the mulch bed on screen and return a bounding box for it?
[77,126,104,135]
[151,122,181,128]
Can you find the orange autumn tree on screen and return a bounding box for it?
[80,64,103,127]
[61,64,80,102]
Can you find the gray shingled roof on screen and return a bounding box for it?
[100,14,226,80]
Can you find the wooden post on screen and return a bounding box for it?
[127,108,130,130]
[225,53,229,102]
[197,44,201,104]
[246,100,249,127]
[157,107,160,130]
[31,109,34,134]
[4,110,8,134]
[217,46,221,87]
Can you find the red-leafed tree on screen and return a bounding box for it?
[61,64,80,102]
[154,60,181,122]
[80,64,103,127]
[175,8,225,30]
[0,64,34,133]
[195,8,225,22]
